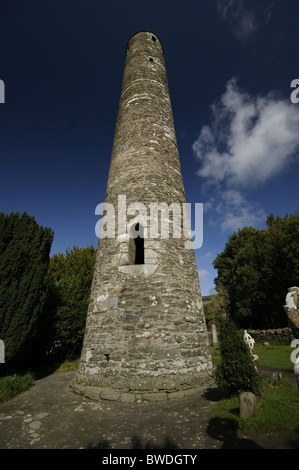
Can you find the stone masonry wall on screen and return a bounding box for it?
[247,328,295,344]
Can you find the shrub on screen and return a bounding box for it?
[215,316,261,396]
[0,372,34,403]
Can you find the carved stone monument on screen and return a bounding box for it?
[283,287,299,339]
[211,323,218,345]
[244,330,258,363]
[284,287,299,390]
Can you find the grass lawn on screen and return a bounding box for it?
[210,342,295,372]
[209,342,299,435]
[254,344,295,372]
[209,376,299,435]
[55,358,79,373]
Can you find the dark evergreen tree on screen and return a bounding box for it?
[215,316,261,396]
[0,212,53,368]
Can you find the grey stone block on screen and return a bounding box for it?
[239,392,256,418]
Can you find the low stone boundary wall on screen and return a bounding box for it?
[247,327,294,343]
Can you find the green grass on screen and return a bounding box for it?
[0,359,79,404]
[0,373,34,404]
[254,344,294,372]
[210,343,295,372]
[209,342,298,435]
[209,376,299,435]
[55,358,79,373]
[210,345,221,365]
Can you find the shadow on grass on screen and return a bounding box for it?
[206,417,263,449]
[202,386,229,402]
[287,427,299,449]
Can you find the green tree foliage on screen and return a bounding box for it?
[203,288,230,327]
[215,316,261,396]
[0,212,53,366]
[43,245,96,360]
[213,214,299,329]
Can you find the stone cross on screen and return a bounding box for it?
[283,287,299,339]
[244,330,258,362]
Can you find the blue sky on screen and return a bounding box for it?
[0,0,298,296]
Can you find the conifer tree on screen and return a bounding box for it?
[0,212,53,367]
[215,316,261,396]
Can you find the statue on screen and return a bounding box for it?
[284,288,299,390]
[283,287,299,339]
[244,330,258,363]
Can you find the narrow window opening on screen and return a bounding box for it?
[134,227,144,265]
[149,57,154,62]
[152,36,156,42]
[129,223,144,265]
[104,354,110,361]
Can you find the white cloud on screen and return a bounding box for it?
[198,269,211,295]
[198,269,210,286]
[198,269,209,278]
[216,189,266,232]
[203,197,215,213]
[193,78,299,188]
[217,0,272,42]
[193,78,299,232]
[202,189,265,232]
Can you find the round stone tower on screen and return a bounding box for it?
[73,31,213,401]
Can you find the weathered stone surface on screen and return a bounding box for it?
[119,393,136,403]
[100,390,121,401]
[239,392,256,418]
[83,386,101,401]
[29,421,41,431]
[141,392,168,402]
[168,388,202,400]
[247,327,295,343]
[211,323,218,345]
[73,31,213,401]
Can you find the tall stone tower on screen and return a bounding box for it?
[73,31,213,401]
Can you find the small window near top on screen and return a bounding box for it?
[152,36,156,42]
[149,57,153,62]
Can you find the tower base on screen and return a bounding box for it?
[71,370,215,403]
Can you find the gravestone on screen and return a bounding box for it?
[239,391,256,418]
